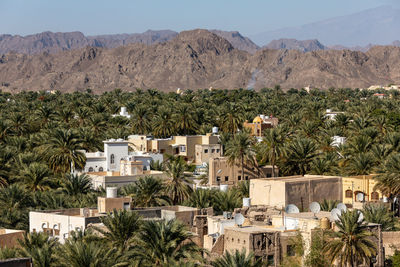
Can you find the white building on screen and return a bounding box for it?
[325,109,345,120]
[112,107,131,119]
[331,136,346,147]
[85,139,129,173]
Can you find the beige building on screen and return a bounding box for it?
[342,175,382,204]
[129,134,221,164]
[250,175,343,209]
[243,115,279,137]
[0,229,25,248]
[209,157,278,186]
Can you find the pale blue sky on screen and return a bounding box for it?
[0,0,394,36]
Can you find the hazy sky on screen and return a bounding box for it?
[0,0,395,36]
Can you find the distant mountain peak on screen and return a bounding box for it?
[264,38,326,52]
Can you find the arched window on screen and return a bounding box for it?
[88,167,94,172]
[98,167,104,172]
[371,192,379,201]
[345,189,353,198]
[110,154,115,164]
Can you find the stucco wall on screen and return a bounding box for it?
[250,179,286,207]
[382,231,400,256]
[224,228,251,253]
[0,230,24,248]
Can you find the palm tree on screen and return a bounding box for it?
[0,246,18,260]
[211,249,262,267]
[345,153,375,176]
[121,176,170,207]
[18,232,58,267]
[225,131,255,182]
[94,209,141,252]
[61,173,93,196]
[213,189,242,213]
[152,107,175,138]
[259,126,286,177]
[218,103,244,134]
[17,162,54,191]
[319,199,340,212]
[323,210,377,267]
[173,104,198,135]
[130,105,151,135]
[40,128,86,174]
[362,203,395,231]
[375,153,400,197]
[285,137,318,175]
[55,238,123,267]
[132,219,203,266]
[164,157,193,205]
[184,189,213,210]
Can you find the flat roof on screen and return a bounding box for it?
[253,175,342,182]
[224,225,295,233]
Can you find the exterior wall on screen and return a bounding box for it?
[97,197,132,213]
[0,229,25,248]
[104,141,129,172]
[89,172,167,189]
[207,217,236,235]
[29,210,101,243]
[342,175,382,205]
[250,179,286,207]
[194,144,222,165]
[128,135,149,152]
[120,160,143,176]
[84,156,106,173]
[250,176,342,209]
[382,231,400,256]
[209,157,278,186]
[132,153,164,170]
[285,177,342,210]
[0,258,32,267]
[224,229,251,253]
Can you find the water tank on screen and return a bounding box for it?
[120,107,127,114]
[223,211,232,219]
[106,187,118,198]
[259,115,265,120]
[326,109,332,113]
[320,217,331,230]
[212,127,219,134]
[383,196,388,203]
[220,184,228,192]
[243,198,251,207]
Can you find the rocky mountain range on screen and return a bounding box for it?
[264,39,326,52]
[1,29,400,93]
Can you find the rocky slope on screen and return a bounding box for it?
[0,29,257,54]
[1,29,400,92]
[264,39,326,52]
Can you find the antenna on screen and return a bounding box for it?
[234,213,245,227]
[330,208,341,221]
[285,204,300,214]
[309,202,321,219]
[356,193,365,202]
[337,203,347,212]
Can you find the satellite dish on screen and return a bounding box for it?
[337,203,347,212]
[356,193,365,202]
[309,202,321,214]
[83,208,90,218]
[285,204,300,214]
[234,213,245,227]
[331,208,342,221]
[357,211,364,223]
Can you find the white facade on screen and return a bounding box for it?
[84,139,129,172]
[113,107,131,119]
[325,109,345,120]
[331,136,346,147]
[130,152,164,170]
[29,209,101,243]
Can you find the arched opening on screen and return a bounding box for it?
[88,167,94,172]
[110,154,115,164]
[98,167,103,172]
[371,191,379,201]
[354,191,364,202]
[345,189,353,198]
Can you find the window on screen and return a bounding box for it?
[216,176,221,182]
[204,149,208,153]
[110,154,115,164]
[88,167,94,172]
[180,145,186,152]
[99,167,104,172]
[245,176,249,180]
[216,149,220,153]
[238,176,241,180]
[225,176,229,181]
[345,189,353,198]
[287,245,296,256]
[371,192,379,201]
[211,149,215,153]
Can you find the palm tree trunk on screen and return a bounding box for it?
[241,155,244,182]
[272,148,276,177]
